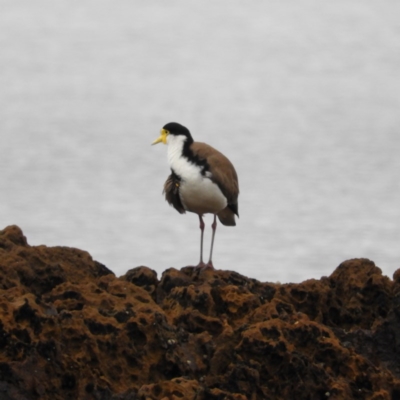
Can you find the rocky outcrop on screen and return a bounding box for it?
[0,225,399,399]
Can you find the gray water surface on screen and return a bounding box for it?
[1,0,400,283]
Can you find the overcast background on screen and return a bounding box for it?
[1,0,400,283]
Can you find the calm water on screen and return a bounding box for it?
[1,0,400,283]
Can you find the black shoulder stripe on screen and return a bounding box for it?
[182,141,210,176]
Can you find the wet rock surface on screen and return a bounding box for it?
[0,225,400,399]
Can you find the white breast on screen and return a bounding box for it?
[167,135,227,215]
[179,174,227,214]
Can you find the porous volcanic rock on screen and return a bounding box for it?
[0,225,400,399]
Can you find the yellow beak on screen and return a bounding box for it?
[152,129,168,145]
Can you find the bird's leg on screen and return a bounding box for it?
[196,214,207,268]
[206,214,217,268]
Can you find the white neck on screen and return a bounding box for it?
[166,135,200,179]
[167,134,187,167]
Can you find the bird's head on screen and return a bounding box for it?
[152,122,193,146]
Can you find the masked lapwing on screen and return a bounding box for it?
[152,122,239,268]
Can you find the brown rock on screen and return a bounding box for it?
[0,225,400,399]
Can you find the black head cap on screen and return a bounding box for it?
[163,122,193,142]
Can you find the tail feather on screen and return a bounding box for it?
[217,207,237,226]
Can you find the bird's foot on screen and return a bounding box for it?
[206,260,214,269]
[194,261,214,269]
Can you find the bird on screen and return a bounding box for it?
[152,122,239,268]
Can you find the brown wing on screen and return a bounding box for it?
[191,142,239,223]
[163,173,186,214]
